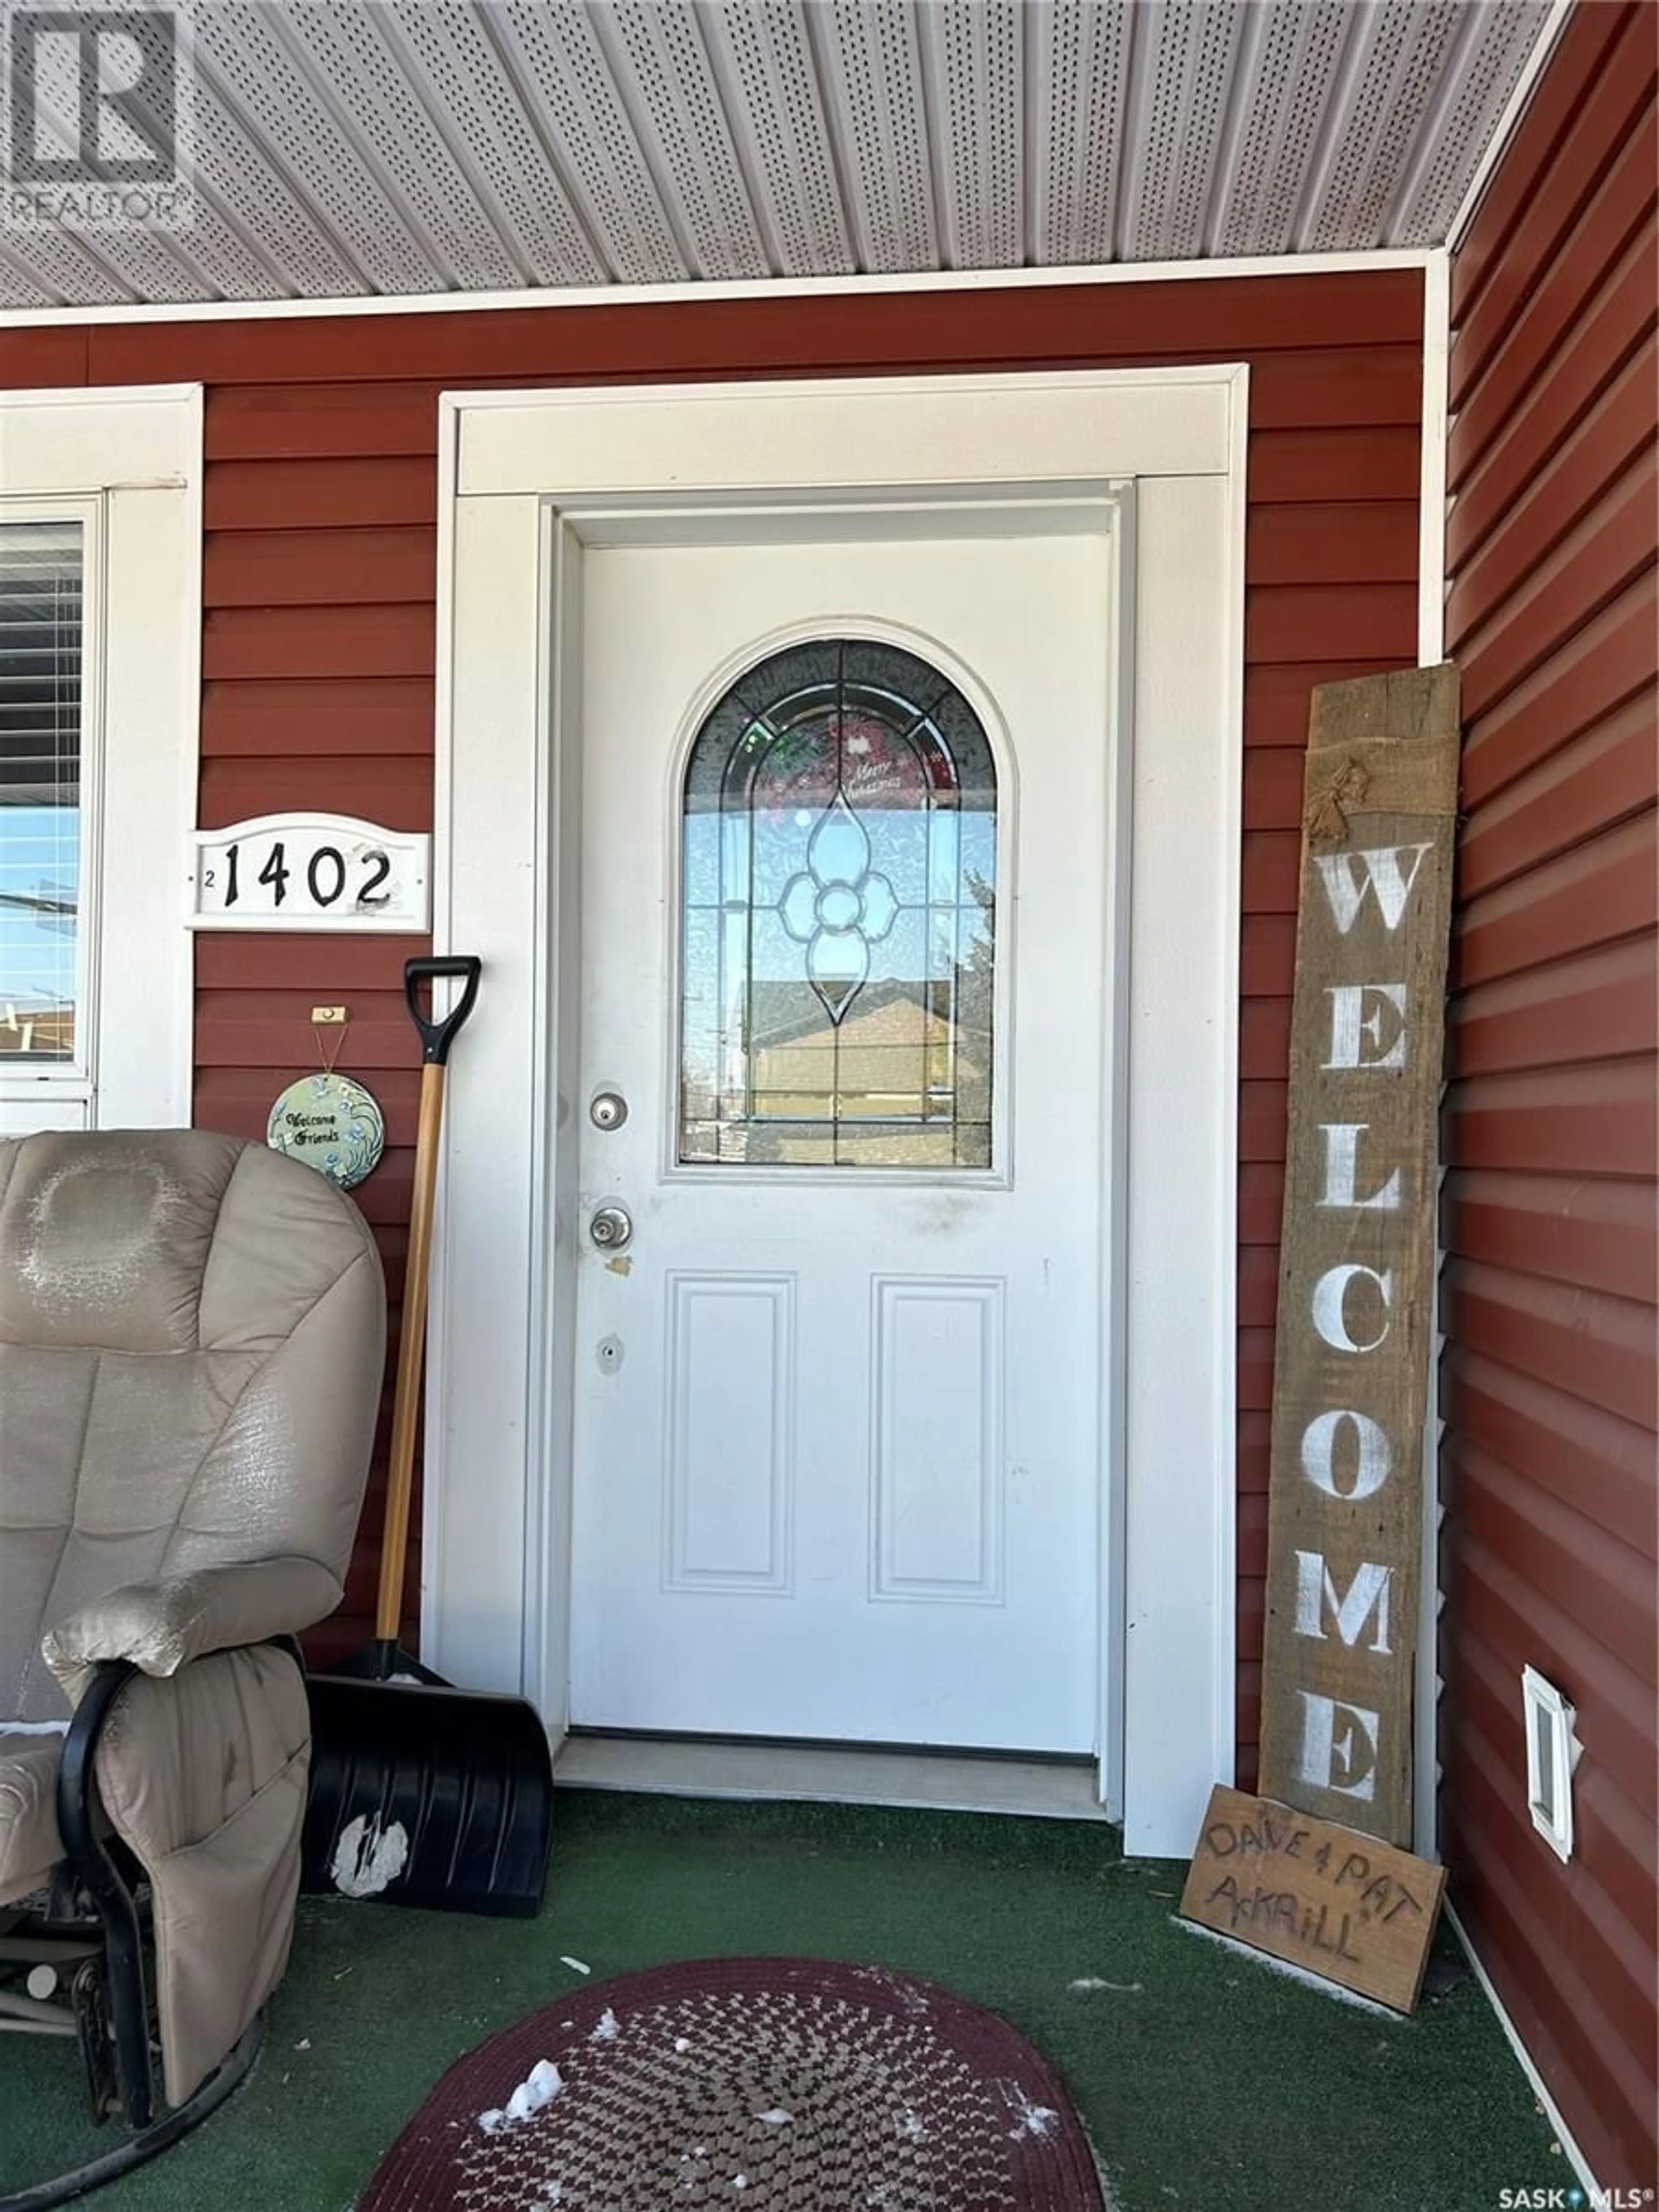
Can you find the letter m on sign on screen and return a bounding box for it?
[1255,665,1461,1849]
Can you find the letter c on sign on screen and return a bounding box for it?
[1312,1264,1393,1354]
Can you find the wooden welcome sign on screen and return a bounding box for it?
[1257,666,1460,1847]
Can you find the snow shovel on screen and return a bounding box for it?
[301,955,553,1919]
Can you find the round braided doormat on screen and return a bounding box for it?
[359,1957,1107,2211]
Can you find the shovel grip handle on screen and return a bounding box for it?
[405,956,481,1065]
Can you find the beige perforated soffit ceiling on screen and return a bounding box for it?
[0,1,1557,310]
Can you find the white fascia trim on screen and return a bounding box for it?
[1418,252,1450,668]
[1415,248,1450,1865]
[1446,0,1575,252]
[0,246,1435,331]
[166,383,203,1125]
[1212,364,1248,1789]
[0,381,202,409]
[1445,1902,1601,2197]
[1415,246,1451,1867]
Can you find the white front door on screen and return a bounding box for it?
[568,530,1115,1752]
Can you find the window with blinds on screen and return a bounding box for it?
[0,521,83,1064]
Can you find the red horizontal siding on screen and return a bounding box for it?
[1441,1348,1657,1558]
[203,677,435,759]
[1452,809,1658,990]
[1449,936,1658,1076]
[205,526,437,605]
[1453,451,1657,718]
[1247,424,1420,502]
[16,266,1425,1776]
[1443,5,1659,2186]
[1444,1058,1656,1179]
[1459,568,1657,811]
[1246,502,1419,586]
[1456,693,1655,897]
[1451,221,1656,568]
[86,268,1428,384]
[1443,1168,1658,1303]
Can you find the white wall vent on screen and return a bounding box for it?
[1520,1665,1583,1863]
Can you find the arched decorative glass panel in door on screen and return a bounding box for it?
[679,637,998,1169]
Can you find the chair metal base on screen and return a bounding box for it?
[0,2017,263,2212]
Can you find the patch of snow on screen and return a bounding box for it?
[1068,1977,1143,1994]
[1004,2087,1059,2142]
[589,2007,620,2042]
[559,1956,591,1976]
[753,2108,791,2126]
[480,2058,563,2133]
[1,1719,70,1736]
[733,2178,747,2192]
[896,2109,928,2144]
[292,2038,312,2052]
[387,1672,425,1685]
[330,1814,408,1899]
[674,2037,692,2053]
[1169,1915,1397,2015]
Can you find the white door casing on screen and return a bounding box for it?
[432,370,1245,1855]
[571,535,1113,1751]
[0,386,200,1136]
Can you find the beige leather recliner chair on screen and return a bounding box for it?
[0,1130,384,2184]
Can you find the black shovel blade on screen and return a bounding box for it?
[302,1677,553,1919]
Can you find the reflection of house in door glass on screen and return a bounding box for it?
[680,638,996,1168]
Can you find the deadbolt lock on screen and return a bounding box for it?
[589,1090,628,1131]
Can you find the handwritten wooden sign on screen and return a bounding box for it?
[1257,666,1461,1847]
[1179,1785,1447,2013]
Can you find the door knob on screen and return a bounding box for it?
[589,1202,633,1252]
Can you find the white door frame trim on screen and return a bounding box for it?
[430,368,1245,1856]
[0,383,200,1136]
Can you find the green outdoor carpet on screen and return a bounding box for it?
[2,1791,1563,2212]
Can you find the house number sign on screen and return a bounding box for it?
[188,813,430,932]
[1256,666,1460,1850]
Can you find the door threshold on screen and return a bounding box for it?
[553,1734,1114,1822]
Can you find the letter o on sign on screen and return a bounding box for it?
[1300,1409,1392,1500]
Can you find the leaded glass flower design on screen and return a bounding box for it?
[680,639,997,1170]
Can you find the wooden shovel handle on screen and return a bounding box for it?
[375,1059,445,1644]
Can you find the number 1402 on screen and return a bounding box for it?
[203,839,392,911]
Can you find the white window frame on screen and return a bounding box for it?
[0,495,102,1097]
[0,385,200,1134]
[1521,1664,1582,1863]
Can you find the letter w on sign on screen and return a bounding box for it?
[1257,667,1460,1848]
